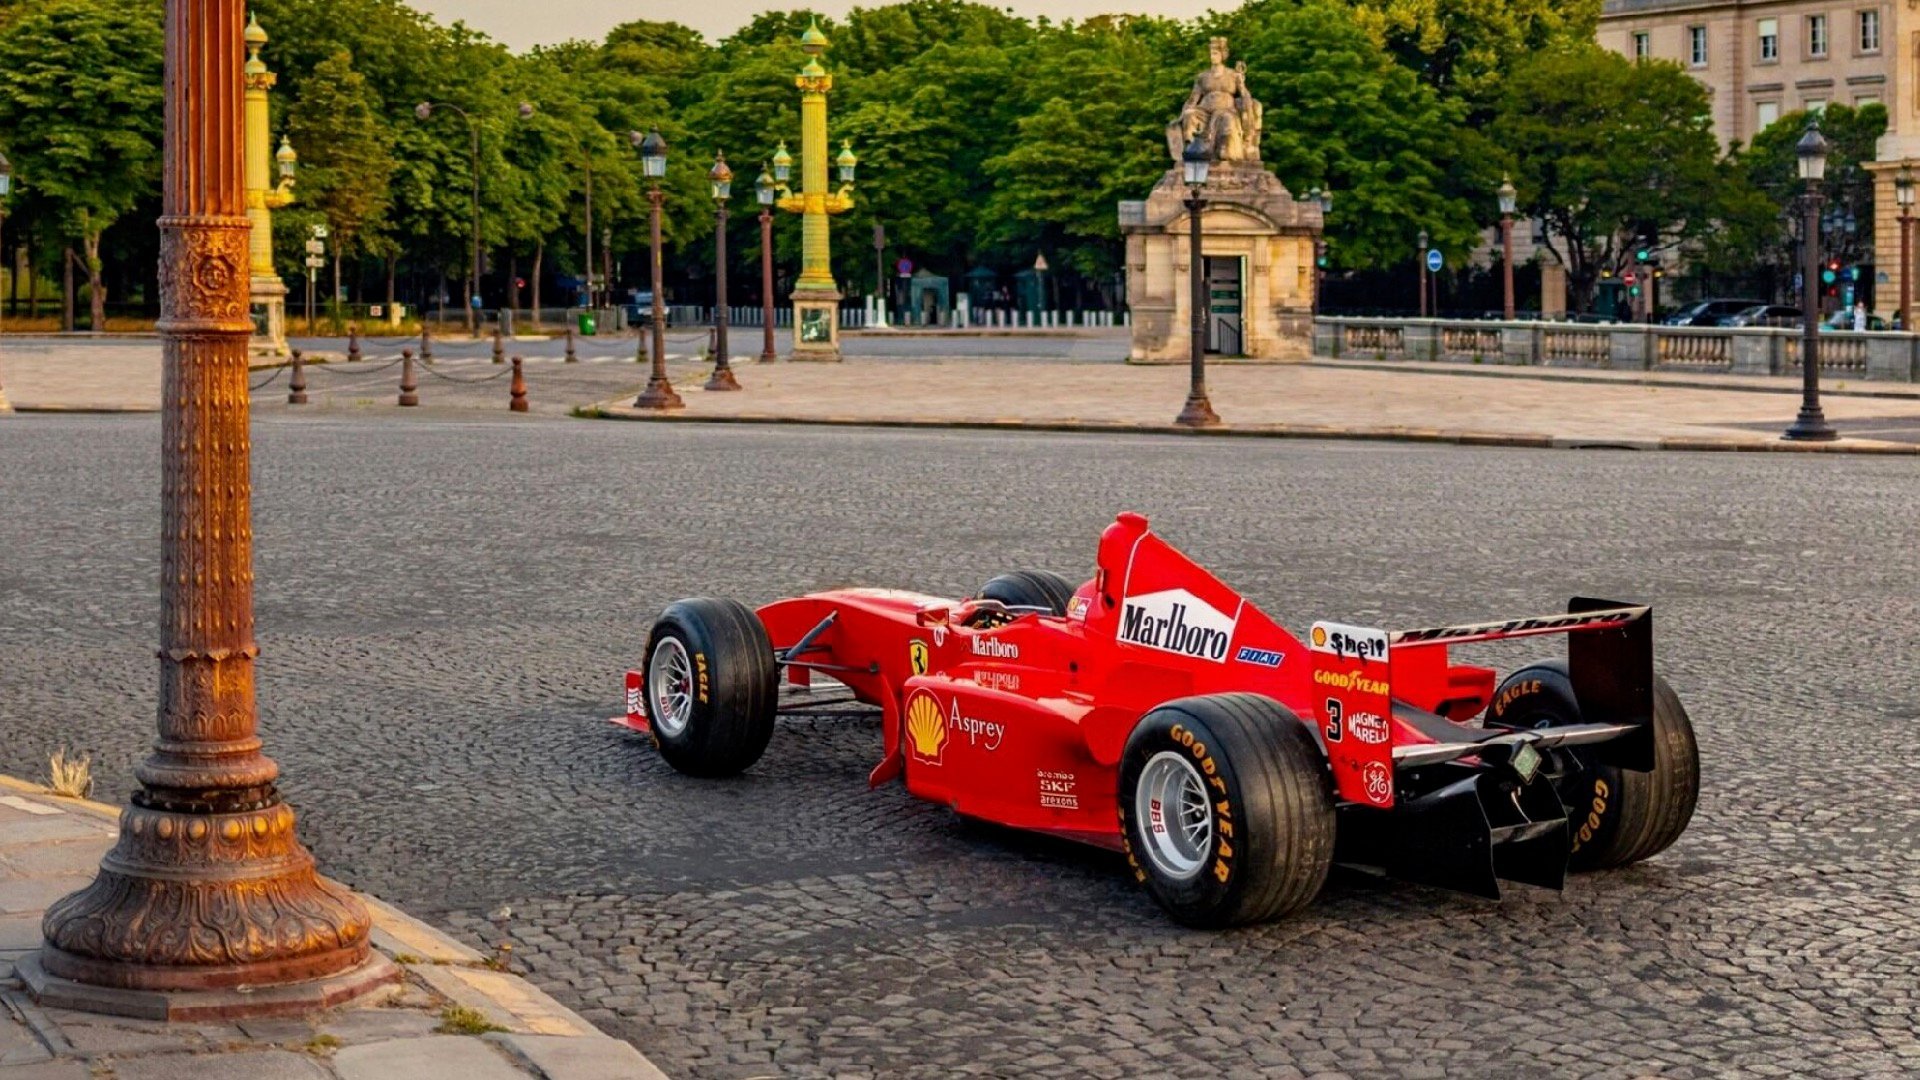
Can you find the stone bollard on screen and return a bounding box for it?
[288,348,308,405]
[509,356,528,412]
[398,348,419,407]
[420,323,433,362]
[347,324,362,363]
[492,327,506,364]
[565,327,577,362]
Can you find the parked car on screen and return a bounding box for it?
[1722,304,1804,328]
[623,291,669,328]
[1662,298,1769,327]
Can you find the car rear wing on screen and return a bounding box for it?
[1311,598,1654,810]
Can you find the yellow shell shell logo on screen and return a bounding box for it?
[1311,626,1327,648]
[905,691,947,765]
[908,640,930,676]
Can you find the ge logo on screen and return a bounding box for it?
[1362,761,1393,806]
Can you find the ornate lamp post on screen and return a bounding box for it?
[1896,166,1914,332]
[1417,229,1430,317]
[1497,175,1518,321]
[1785,119,1838,441]
[756,163,777,362]
[1308,186,1332,320]
[416,99,533,332]
[30,0,392,1015]
[1,149,12,414]
[1176,134,1220,428]
[243,15,296,356]
[706,153,739,390]
[632,130,681,410]
[770,20,857,360]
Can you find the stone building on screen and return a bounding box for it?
[1598,0,1918,315]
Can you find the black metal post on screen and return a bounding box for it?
[1785,189,1837,440]
[760,208,776,362]
[1176,189,1219,427]
[634,186,682,409]
[707,202,738,390]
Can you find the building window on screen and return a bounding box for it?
[1633,31,1650,59]
[1757,101,1781,129]
[1856,93,1882,107]
[1689,25,1708,65]
[1806,98,1828,113]
[1808,14,1828,57]
[1758,18,1779,60]
[1859,9,1881,52]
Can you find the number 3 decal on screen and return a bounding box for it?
[1324,697,1344,743]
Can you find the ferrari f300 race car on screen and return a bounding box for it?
[618,512,1699,927]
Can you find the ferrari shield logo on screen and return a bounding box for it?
[908,639,930,676]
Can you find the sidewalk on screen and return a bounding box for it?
[0,776,665,1080]
[596,356,1920,453]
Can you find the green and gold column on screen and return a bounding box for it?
[773,20,856,360]
[245,13,296,356]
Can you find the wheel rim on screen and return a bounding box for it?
[648,636,695,738]
[1135,751,1212,881]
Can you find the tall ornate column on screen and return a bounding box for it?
[28,0,393,1018]
[244,14,294,357]
[774,19,856,361]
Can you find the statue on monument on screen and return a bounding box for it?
[1166,37,1264,165]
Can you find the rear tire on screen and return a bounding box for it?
[977,570,1076,616]
[1118,694,1335,927]
[643,598,779,777]
[1489,661,1699,871]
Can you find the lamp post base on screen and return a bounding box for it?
[788,291,843,361]
[1782,407,1838,441]
[634,375,684,410]
[1175,392,1221,428]
[704,362,742,391]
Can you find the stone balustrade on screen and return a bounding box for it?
[1313,316,1919,382]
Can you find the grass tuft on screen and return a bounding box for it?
[436,1004,506,1036]
[46,748,93,799]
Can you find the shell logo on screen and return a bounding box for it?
[1310,625,1327,648]
[905,690,947,765]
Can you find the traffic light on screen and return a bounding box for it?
[1600,269,1614,280]
[1821,267,1837,284]
[1316,255,1329,269]
[1635,248,1651,263]
[1629,285,1642,297]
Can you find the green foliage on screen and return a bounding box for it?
[285,52,395,260]
[1730,103,1887,276]
[1492,44,1751,309]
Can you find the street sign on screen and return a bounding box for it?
[896,257,913,278]
[1624,271,1637,286]
[304,239,324,255]
[310,224,329,240]
[1425,248,1442,273]
[302,255,323,269]
[873,223,886,251]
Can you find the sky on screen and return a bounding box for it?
[412,0,1211,48]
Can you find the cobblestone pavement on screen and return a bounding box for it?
[1,413,1917,1078]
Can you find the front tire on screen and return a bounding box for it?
[643,598,779,777]
[1489,661,1699,871]
[1118,694,1335,927]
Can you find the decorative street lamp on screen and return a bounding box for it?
[1897,165,1914,332]
[1417,229,1430,318]
[769,21,858,360]
[632,129,681,409]
[1785,118,1837,441]
[1308,186,1332,320]
[243,14,297,356]
[1,149,13,413]
[706,152,739,391]
[757,163,778,362]
[416,99,534,332]
[1176,134,1220,427]
[1497,175,1518,321]
[31,0,390,1014]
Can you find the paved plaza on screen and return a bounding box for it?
[1,411,1917,1078]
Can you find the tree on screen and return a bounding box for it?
[1346,0,1601,102]
[285,51,396,299]
[1492,45,1752,312]
[1727,103,1887,298]
[0,0,163,330]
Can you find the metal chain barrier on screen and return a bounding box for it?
[415,362,515,384]
[305,353,409,377]
[248,364,288,391]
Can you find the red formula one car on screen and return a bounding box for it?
[618,512,1699,927]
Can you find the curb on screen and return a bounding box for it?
[589,405,1920,456]
[0,774,670,1078]
[1304,357,1920,400]
[5,405,161,415]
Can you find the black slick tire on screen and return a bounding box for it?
[977,570,1076,616]
[1488,661,1699,871]
[642,598,779,778]
[1118,693,1335,928]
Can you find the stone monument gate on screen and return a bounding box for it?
[1121,38,1322,363]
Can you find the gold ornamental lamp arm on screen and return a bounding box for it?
[266,135,297,209]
